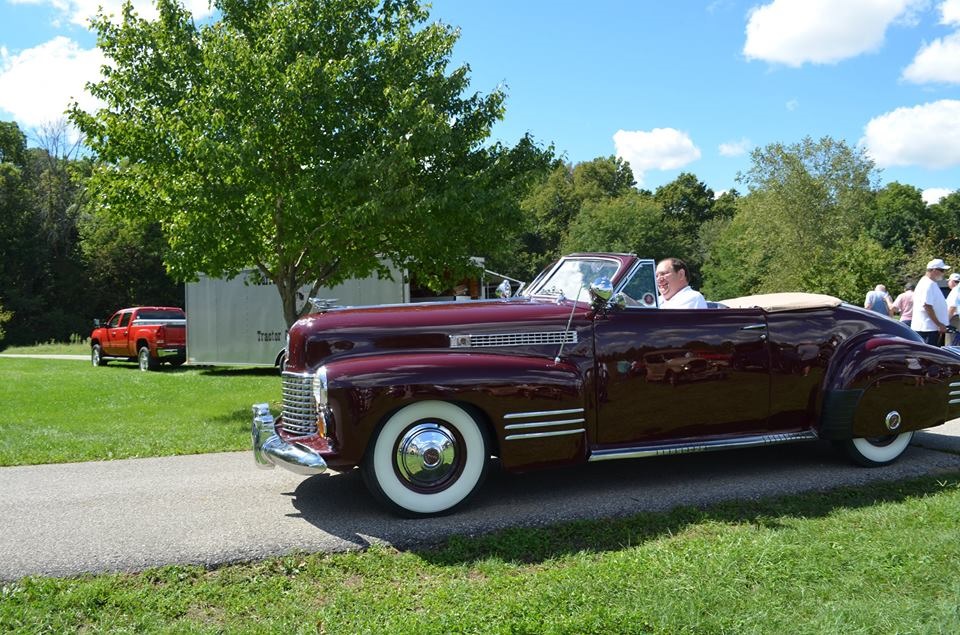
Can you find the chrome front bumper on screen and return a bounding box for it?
[251,403,328,476]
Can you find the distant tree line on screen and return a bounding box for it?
[2,114,958,348]
[488,136,960,306]
[0,120,181,346]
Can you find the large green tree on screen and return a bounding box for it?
[702,136,889,301]
[71,0,550,325]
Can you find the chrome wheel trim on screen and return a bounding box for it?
[91,346,101,366]
[138,348,150,371]
[394,422,461,492]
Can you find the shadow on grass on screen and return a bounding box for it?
[199,366,279,377]
[286,441,960,567]
[417,472,960,567]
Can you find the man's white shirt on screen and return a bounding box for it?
[659,285,707,309]
[911,275,948,332]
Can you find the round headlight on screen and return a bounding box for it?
[312,366,328,406]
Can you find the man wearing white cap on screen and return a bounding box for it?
[911,258,951,346]
[947,272,960,345]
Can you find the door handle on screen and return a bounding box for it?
[740,324,767,331]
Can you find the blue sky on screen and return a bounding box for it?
[2,0,959,201]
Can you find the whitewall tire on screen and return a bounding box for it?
[361,400,490,517]
[843,431,914,467]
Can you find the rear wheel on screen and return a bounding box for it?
[361,401,490,517]
[138,346,158,371]
[842,431,914,467]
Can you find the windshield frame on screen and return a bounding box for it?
[524,255,627,300]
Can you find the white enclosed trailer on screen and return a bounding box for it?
[185,267,408,367]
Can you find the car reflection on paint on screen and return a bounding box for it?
[643,349,727,385]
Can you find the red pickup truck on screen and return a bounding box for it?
[90,307,187,371]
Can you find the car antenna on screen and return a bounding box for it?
[555,285,583,364]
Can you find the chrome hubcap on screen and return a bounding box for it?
[395,422,458,489]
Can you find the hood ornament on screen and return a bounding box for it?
[309,298,340,313]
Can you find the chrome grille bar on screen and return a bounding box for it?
[281,371,318,437]
[450,331,578,348]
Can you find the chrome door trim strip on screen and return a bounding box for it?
[588,431,819,462]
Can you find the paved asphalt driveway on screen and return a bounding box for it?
[1,420,959,581]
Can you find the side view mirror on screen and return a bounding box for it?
[92,319,101,328]
[495,279,512,299]
[589,277,613,302]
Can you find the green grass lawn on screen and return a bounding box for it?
[0,357,278,465]
[1,474,958,633]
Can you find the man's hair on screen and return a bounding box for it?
[662,257,690,280]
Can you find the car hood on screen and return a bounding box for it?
[286,298,591,371]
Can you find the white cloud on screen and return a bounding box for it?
[22,0,215,28]
[861,100,960,168]
[942,0,960,25]
[0,37,105,128]
[922,187,955,204]
[743,0,923,66]
[718,138,751,157]
[786,98,799,111]
[903,1,960,84]
[613,128,701,186]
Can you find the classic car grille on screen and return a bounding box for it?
[449,331,578,348]
[281,371,319,437]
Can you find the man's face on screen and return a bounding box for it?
[656,263,685,300]
[932,268,947,281]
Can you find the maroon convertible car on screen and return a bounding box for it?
[252,253,960,516]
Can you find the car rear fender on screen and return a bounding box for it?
[819,335,960,439]
[322,352,589,471]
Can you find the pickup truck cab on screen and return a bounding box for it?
[91,306,187,371]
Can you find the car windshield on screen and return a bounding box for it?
[527,258,622,299]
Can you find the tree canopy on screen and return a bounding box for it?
[71,0,551,325]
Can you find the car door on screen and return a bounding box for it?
[592,307,772,446]
[105,311,132,356]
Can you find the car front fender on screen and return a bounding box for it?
[321,352,589,471]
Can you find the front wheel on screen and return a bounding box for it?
[841,431,914,467]
[138,346,158,371]
[91,344,106,367]
[361,401,490,517]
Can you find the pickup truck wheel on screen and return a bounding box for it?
[138,346,158,371]
[841,431,914,467]
[361,401,490,517]
[91,344,106,366]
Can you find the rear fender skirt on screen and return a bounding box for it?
[819,336,960,439]
[321,353,588,470]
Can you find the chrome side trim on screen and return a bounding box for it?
[505,428,586,441]
[505,418,586,431]
[949,399,960,405]
[950,381,960,389]
[504,408,585,419]
[588,431,819,462]
[949,390,960,397]
[450,331,578,348]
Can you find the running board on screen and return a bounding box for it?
[588,430,819,462]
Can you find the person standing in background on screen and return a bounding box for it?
[947,273,960,345]
[911,259,951,346]
[864,284,893,316]
[891,282,914,325]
